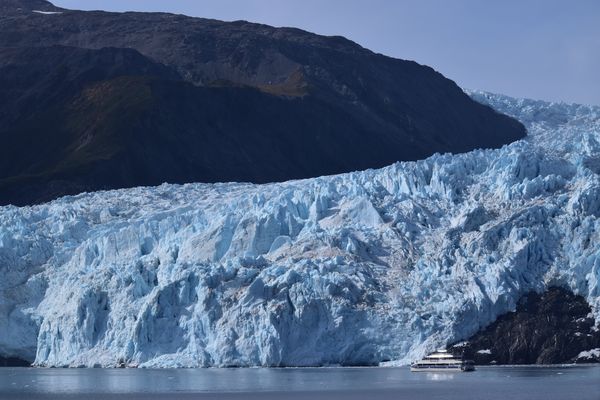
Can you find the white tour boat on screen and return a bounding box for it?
[410,349,475,372]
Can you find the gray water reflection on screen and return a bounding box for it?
[0,365,598,400]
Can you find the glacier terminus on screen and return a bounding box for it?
[0,92,599,368]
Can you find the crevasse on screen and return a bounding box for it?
[0,92,598,367]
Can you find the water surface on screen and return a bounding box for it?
[0,365,598,400]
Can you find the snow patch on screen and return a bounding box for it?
[577,348,600,360]
[32,10,63,15]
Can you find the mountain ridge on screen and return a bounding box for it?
[1,0,62,12]
[0,0,526,205]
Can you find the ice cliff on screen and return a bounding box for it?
[0,92,599,367]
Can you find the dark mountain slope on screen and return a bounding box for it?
[1,46,433,205]
[0,0,526,205]
[0,45,182,204]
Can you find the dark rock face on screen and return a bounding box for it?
[0,356,30,367]
[0,0,526,205]
[450,288,600,364]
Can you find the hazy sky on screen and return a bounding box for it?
[53,0,600,105]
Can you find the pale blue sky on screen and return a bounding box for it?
[53,0,600,105]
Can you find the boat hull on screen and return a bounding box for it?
[410,350,476,372]
[411,367,463,372]
[410,364,475,372]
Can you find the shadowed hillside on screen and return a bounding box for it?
[0,0,526,205]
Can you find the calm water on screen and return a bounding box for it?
[0,366,599,400]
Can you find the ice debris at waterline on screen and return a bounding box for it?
[0,92,599,368]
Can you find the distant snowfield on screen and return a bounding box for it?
[0,92,598,368]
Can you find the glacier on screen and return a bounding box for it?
[0,92,599,368]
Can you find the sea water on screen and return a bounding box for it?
[0,365,598,400]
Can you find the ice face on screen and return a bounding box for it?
[0,92,598,367]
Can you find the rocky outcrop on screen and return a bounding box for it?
[450,288,600,364]
[0,356,30,367]
[0,0,525,206]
